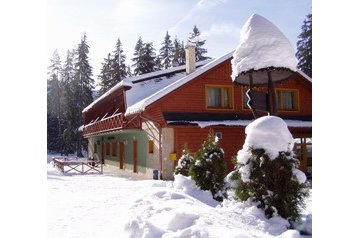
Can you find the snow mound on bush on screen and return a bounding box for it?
[241,115,295,160]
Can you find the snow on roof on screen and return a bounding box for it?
[231,14,297,82]
[82,60,210,113]
[125,51,234,116]
[167,119,312,128]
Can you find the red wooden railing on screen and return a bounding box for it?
[83,113,125,136]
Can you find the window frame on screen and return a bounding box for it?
[275,88,299,112]
[205,85,234,110]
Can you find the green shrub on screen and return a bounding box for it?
[234,148,309,221]
[189,132,227,202]
[174,147,194,176]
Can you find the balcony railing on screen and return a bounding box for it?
[83,113,125,136]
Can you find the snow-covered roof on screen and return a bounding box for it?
[125,51,234,116]
[82,60,211,113]
[231,14,297,84]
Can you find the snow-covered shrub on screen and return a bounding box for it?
[189,132,227,202]
[232,116,309,221]
[174,147,194,176]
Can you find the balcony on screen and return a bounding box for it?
[83,113,126,136]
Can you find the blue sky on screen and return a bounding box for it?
[47,0,311,83]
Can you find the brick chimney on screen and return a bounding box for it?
[185,40,196,74]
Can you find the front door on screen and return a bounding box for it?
[133,140,138,173]
[119,141,125,169]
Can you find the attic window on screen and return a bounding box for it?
[206,85,234,110]
[276,89,299,111]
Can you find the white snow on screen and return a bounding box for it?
[48,157,312,238]
[292,168,307,184]
[231,14,297,82]
[239,116,295,160]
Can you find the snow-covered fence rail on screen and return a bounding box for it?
[52,157,103,174]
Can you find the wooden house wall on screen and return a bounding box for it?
[83,88,126,125]
[144,59,312,126]
[143,59,312,171]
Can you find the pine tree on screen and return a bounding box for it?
[98,53,113,96]
[60,49,77,155]
[233,149,309,221]
[142,43,157,74]
[296,13,312,77]
[172,37,186,66]
[174,146,193,176]
[159,31,174,69]
[47,50,63,152]
[112,38,128,84]
[132,37,145,76]
[73,33,94,156]
[189,25,210,61]
[189,132,227,201]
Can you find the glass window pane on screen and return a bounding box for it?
[283,91,294,110]
[208,88,221,108]
[223,88,229,108]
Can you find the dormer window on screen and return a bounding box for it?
[206,85,233,110]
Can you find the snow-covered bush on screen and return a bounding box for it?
[174,147,194,176]
[189,132,227,202]
[232,116,309,221]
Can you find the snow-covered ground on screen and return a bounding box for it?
[47,156,311,238]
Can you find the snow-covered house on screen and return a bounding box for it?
[82,44,312,180]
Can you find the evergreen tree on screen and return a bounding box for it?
[47,50,63,152]
[60,49,77,154]
[132,38,158,75]
[142,43,157,73]
[233,149,309,221]
[189,132,227,201]
[174,146,193,176]
[296,13,312,77]
[98,53,113,96]
[159,31,174,69]
[231,116,309,222]
[189,25,210,61]
[172,37,186,66]
[73,33,94,156]
[132,37,145,76]
[126,65,132,77]
[154,56,162,71]
[112,38,128,84]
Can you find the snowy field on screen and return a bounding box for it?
[47,155,311,238]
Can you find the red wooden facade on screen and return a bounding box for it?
[82,55,312,174]
[142,58,312,171]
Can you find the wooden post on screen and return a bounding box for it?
[267,71,277,115]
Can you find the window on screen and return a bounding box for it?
[148,140,154,154]
[106,142,110,156]
[112,141,117,156]
[276,89,299,111]
[206,85,233,109]
[94,143,97,154]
